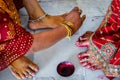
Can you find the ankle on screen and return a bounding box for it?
[29,11,46,20]
[28,13,48,23]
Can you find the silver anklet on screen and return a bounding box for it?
[28,13,48,23]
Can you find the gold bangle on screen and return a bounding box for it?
[63,21,75,32]
[60,23,72,40]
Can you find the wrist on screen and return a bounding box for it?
[59,21,74,40]
[63,21,75,34]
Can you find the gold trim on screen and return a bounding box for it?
[101,37,114,42]
[110,23,116,32]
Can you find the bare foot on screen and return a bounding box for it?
[28,14,67,30]
[9,56,39,79]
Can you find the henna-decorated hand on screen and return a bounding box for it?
[76,31,102,70]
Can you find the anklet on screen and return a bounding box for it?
[28,13,48,23]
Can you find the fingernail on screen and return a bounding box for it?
[82,63,87,66]
[86,65,90,69]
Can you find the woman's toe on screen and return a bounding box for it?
[18,72,26,79]
[26,67,36,77]
[26,68,35,78]
[28,74,33,78]
[13,72,21,79]
[28,62,39,72]
[23,71,30,79]
[9,67,21,79]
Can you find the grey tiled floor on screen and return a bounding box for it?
[1,0,119,80]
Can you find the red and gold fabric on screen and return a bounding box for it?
[90,0,120,77]
[0,0,33,70]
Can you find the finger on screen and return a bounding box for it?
[78,9,82,15]
[80,31,93,39]
[79,36,88,41]
[80,58,89,63]
[80,52,90,57]
[81,15,86,22]
[82,61,92,67]
[69,7,80,15]
[81,62,88,66]
[75,41,89,47]
[94,65,102,70]
[85,31,94,35]
[80,61,90,67]
[72,7,79,11]
[76,31,91,47]
[90,64,101,70]
[78,52,90,60]
[84,62,97,70]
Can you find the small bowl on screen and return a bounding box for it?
[57,61,75,77]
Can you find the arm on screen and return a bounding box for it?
[31,24,67,52]
[29,7,86,52]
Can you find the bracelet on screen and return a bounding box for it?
[28,13,48,23]
[60,23,72,40]
[63,21,75,33]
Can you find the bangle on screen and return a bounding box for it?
[60,23,72,40]
[63,21,75,33]
[28,13,48,23]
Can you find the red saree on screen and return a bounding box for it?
[88,0,120,77]
[0,0,33,70]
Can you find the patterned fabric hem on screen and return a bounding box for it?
[89,34,120,77]
[0,25,33,71]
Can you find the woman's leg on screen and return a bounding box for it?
[9,0,63,79]
[13,0,24,10]
[7,0,41,79]
[10,7,85,79]
[23,0,67,30]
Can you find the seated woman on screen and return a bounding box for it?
[0,0,86,79]
[76,0,120,80]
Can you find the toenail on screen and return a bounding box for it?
[25,75,29,78]
[32,74,35,76]
[29,72,32,75]
[29,76,33,78]
[17,77,21,80]
[22,77,26,79]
